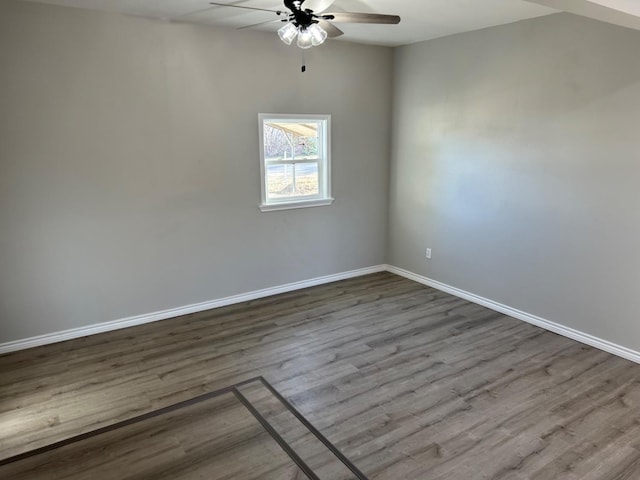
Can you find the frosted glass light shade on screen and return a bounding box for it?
[308,23,327,46]
[296,27,313,49]
[278,22,298,45]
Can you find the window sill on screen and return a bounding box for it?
[259,198,335,212]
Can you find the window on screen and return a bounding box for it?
[259,114,333,212]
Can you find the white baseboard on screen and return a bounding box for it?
[0,265,386,355]
[385,265,640,365]
[4,263,640,365]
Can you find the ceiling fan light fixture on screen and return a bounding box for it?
[308,23,327,46]
[278,22,298,45]
[296,27,314,49]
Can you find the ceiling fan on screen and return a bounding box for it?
[208,0,401,49]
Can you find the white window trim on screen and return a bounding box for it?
[258,113,333,212]
[259,198,334,212]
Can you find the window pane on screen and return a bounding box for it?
[266,163,319,199]
[264,122,319,160]
[294,162,319,196]
[267,164,294,198]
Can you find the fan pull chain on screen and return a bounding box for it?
[301,51,306,73]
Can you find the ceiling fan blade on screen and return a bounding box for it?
[318,20,344,38]
[322,12,401,24]
[208,2,281,14]
[237,19,283,30]
[304,0,336,14]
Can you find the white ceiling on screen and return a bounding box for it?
[527,0,640,30]
[593,0,640,16]
[21,0,558,46]
[18,0,640,46]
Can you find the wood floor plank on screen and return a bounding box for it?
[1,272,640,478]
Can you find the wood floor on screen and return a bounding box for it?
[2,272,640,479]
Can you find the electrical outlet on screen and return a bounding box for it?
[426,248,432,259]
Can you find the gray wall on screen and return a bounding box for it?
[0,0,392,343]
[390,13,640,350]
